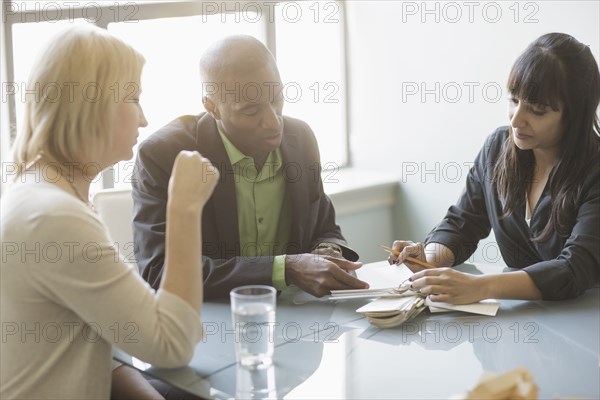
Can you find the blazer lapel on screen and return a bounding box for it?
[280,126,310,248]
[194,114,240,249]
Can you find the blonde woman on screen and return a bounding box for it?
[0,26,218,399]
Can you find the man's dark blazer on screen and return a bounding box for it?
[132,112,358,299]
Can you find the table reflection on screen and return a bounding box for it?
[236,363,277,399]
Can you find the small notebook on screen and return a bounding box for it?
[355,296,499,328]
[357,295,427,328]
[425,298,500,316]
[356,296,417,313]
[345,262,501,328]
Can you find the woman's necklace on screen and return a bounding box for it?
[26,153,96,212]
[64,176,97,212]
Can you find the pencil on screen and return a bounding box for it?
[378,244,438,269]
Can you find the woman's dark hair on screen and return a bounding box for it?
[494,32,600,241]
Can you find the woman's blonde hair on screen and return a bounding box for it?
[12,25,145,174]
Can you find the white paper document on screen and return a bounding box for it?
[294,261,414,303]
[295,261,501,319]
[355,261,413,289]
[329,262,414,300]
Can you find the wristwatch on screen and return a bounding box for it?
[315,242,343,254]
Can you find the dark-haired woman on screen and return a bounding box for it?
[389,32,600,304]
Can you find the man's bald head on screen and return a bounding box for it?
[199,35,285,166]
[200,35,279,93]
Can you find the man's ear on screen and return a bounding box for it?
[203,96,221,120]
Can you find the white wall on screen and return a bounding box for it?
[345,0,600,262]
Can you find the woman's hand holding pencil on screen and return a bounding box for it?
[380,242,438,272]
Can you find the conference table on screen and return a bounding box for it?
[114,261,600,399]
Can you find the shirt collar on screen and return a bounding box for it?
[217,126,283,172]
[218,127,247,166]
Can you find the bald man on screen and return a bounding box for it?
[132,35,368,299]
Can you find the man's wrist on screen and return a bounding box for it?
[272,255,287,290]
[315,242,342,254]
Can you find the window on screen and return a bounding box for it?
[1,1,349,192]
[275,1,348,170]
[11,19,92,135]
